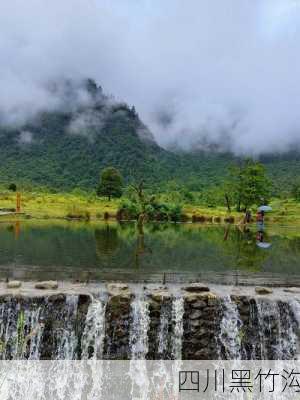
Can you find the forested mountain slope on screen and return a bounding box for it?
[0,79,298,192]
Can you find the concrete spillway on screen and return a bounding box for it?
[0,282,299,360]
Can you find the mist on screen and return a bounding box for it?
[1,0,300,154]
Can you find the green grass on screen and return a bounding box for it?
[0,190,120,219]
[1,189,300,224]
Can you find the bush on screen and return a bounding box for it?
[192,215,206,223]
[117,198,182,222]
[117,199,141,220]
[8,183,17,192]
[167,203,182,222]
[66,206,90,220]
[224,216,235,223]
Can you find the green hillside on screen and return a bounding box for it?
[0,79,299,193]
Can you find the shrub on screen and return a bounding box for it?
[8,183,17,192]
[192,215,206,223]
[117,198,182,222]
[224,216,235,223]
[117,199,141,220]
[167,203,182,222]
[66,207,90,220]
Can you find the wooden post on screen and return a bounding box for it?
[15,221,20,239]
[16,192,21,213]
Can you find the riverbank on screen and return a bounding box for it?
[0,190,300,223]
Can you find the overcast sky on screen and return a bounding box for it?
[1,0,300,154]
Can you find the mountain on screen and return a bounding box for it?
[0,79,298,193]
[0,79,233,190]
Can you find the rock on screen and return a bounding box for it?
[191,300,207,309]
[7,280,21,289]
[283,288,300,294]
[47,294,66,302]
[184,293,202,303]
[255,287,273,295]
[183,283,210,293]
[189,310,202,320]
[107,283,129,291]
[149,289,171,302]
[35,281,58,290]
[190,319,201,327]
[207,293,218,306]
[184,291,216,304]
[106,283,131,297]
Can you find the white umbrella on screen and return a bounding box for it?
[258,205,272,212]
[256,242,272,249]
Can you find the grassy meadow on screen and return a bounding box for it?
[0,189,300,225]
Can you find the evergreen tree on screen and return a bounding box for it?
[229,159,271,211]
[97,167,123,201]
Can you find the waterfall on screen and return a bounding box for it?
[218,296,242,360]
[171,296,184,360]
[255,299,298,360]
[157,302,170,358]
[290,299,300,326]
[129,294,151,400]
[81,297,107,359]
[129,293,150,359]
[255,299,278,359]
[0,301,44,360]
[0,301,18,359]
[55,295,79,360]
[1,289,300,362]
[289,299,300,359]
[24,306,44,360]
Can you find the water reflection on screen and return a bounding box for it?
[95,225,120,258]
[0,219,298,282]
[256,222,272,249]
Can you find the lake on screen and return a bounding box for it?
[0,219,300,285]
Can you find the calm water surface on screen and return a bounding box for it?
[0,220,299,284]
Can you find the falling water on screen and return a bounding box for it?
[157,302,170,358]
[129,293,151,400]
[55,295,79,360]
[290,299,300,326]
[0,301,44,360]
[218,296,242,360]
[170,296,184,360]
[255,299,278,359]
[24,306,44,360]
[255,299,298,360]
[129,293,150,359]
[0,301,18,359]
[81,297,107,359]
[1,290,300,362]
[289,299,300,358]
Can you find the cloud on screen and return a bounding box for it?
[0,0,300,154]
[18,130,34,146]
[68,109,106,141]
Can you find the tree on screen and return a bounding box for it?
[97,167,123,201]
[229,159,271,211]
[8,183,17,192]
[292,181,300,201]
